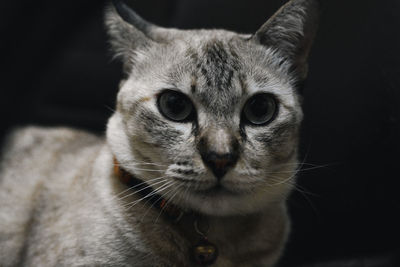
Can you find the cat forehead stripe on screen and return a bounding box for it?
[182,39,244,116]
[199,39,241,91]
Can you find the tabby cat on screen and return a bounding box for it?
[0,0,318,266]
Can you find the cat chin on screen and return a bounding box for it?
[174,188,288,216]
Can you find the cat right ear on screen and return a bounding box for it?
[105,0,166,72]
[252,0,319,81]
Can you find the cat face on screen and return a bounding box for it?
[106,0,318,215]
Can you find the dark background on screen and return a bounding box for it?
[1,0,399,266]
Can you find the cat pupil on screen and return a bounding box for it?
[252,98,269,117]
[168,95,185,114]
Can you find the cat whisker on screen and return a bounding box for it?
[112,176,167,200]
[182,181,192,201]
[105,104,116,113]
[114,160,167,170]
[264,163,334,176]
[125,181,176,211]
[135,151,195,221]
[276,162,326,168]
[296,164,336,172]
[292,183,319,197]
[137,179,179,222]
[125,161,168,167]
[265,173,319,198]
[115,166,165,173]
[168,180,191,213]
[123,182,170,210]
[126,157,169,166]
[139,194,165,222]
[265,173,297,187]
[118,178,168,202]
[154,183,183,223]
[128,181,177,211]
[120,181,171,208]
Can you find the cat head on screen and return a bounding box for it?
[106,0,319,216]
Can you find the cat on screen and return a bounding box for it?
[0,0,319,266]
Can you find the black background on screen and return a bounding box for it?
[1,0,399,266]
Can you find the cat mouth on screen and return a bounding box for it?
[173,176,245,196]
[195,184,240,197]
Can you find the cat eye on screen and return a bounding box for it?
[158,90,194,122]
[242,93,278,125]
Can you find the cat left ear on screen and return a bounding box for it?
[252,0,319,81]
[106,0,172,72]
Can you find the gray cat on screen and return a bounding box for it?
[0,0,319,266]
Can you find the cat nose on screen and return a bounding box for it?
[197,127,239,179]
[201,152,238,180]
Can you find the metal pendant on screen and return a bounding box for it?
[192,237,218,266]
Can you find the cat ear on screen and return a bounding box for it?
[252,0,319,81]
[105,0,169,71]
